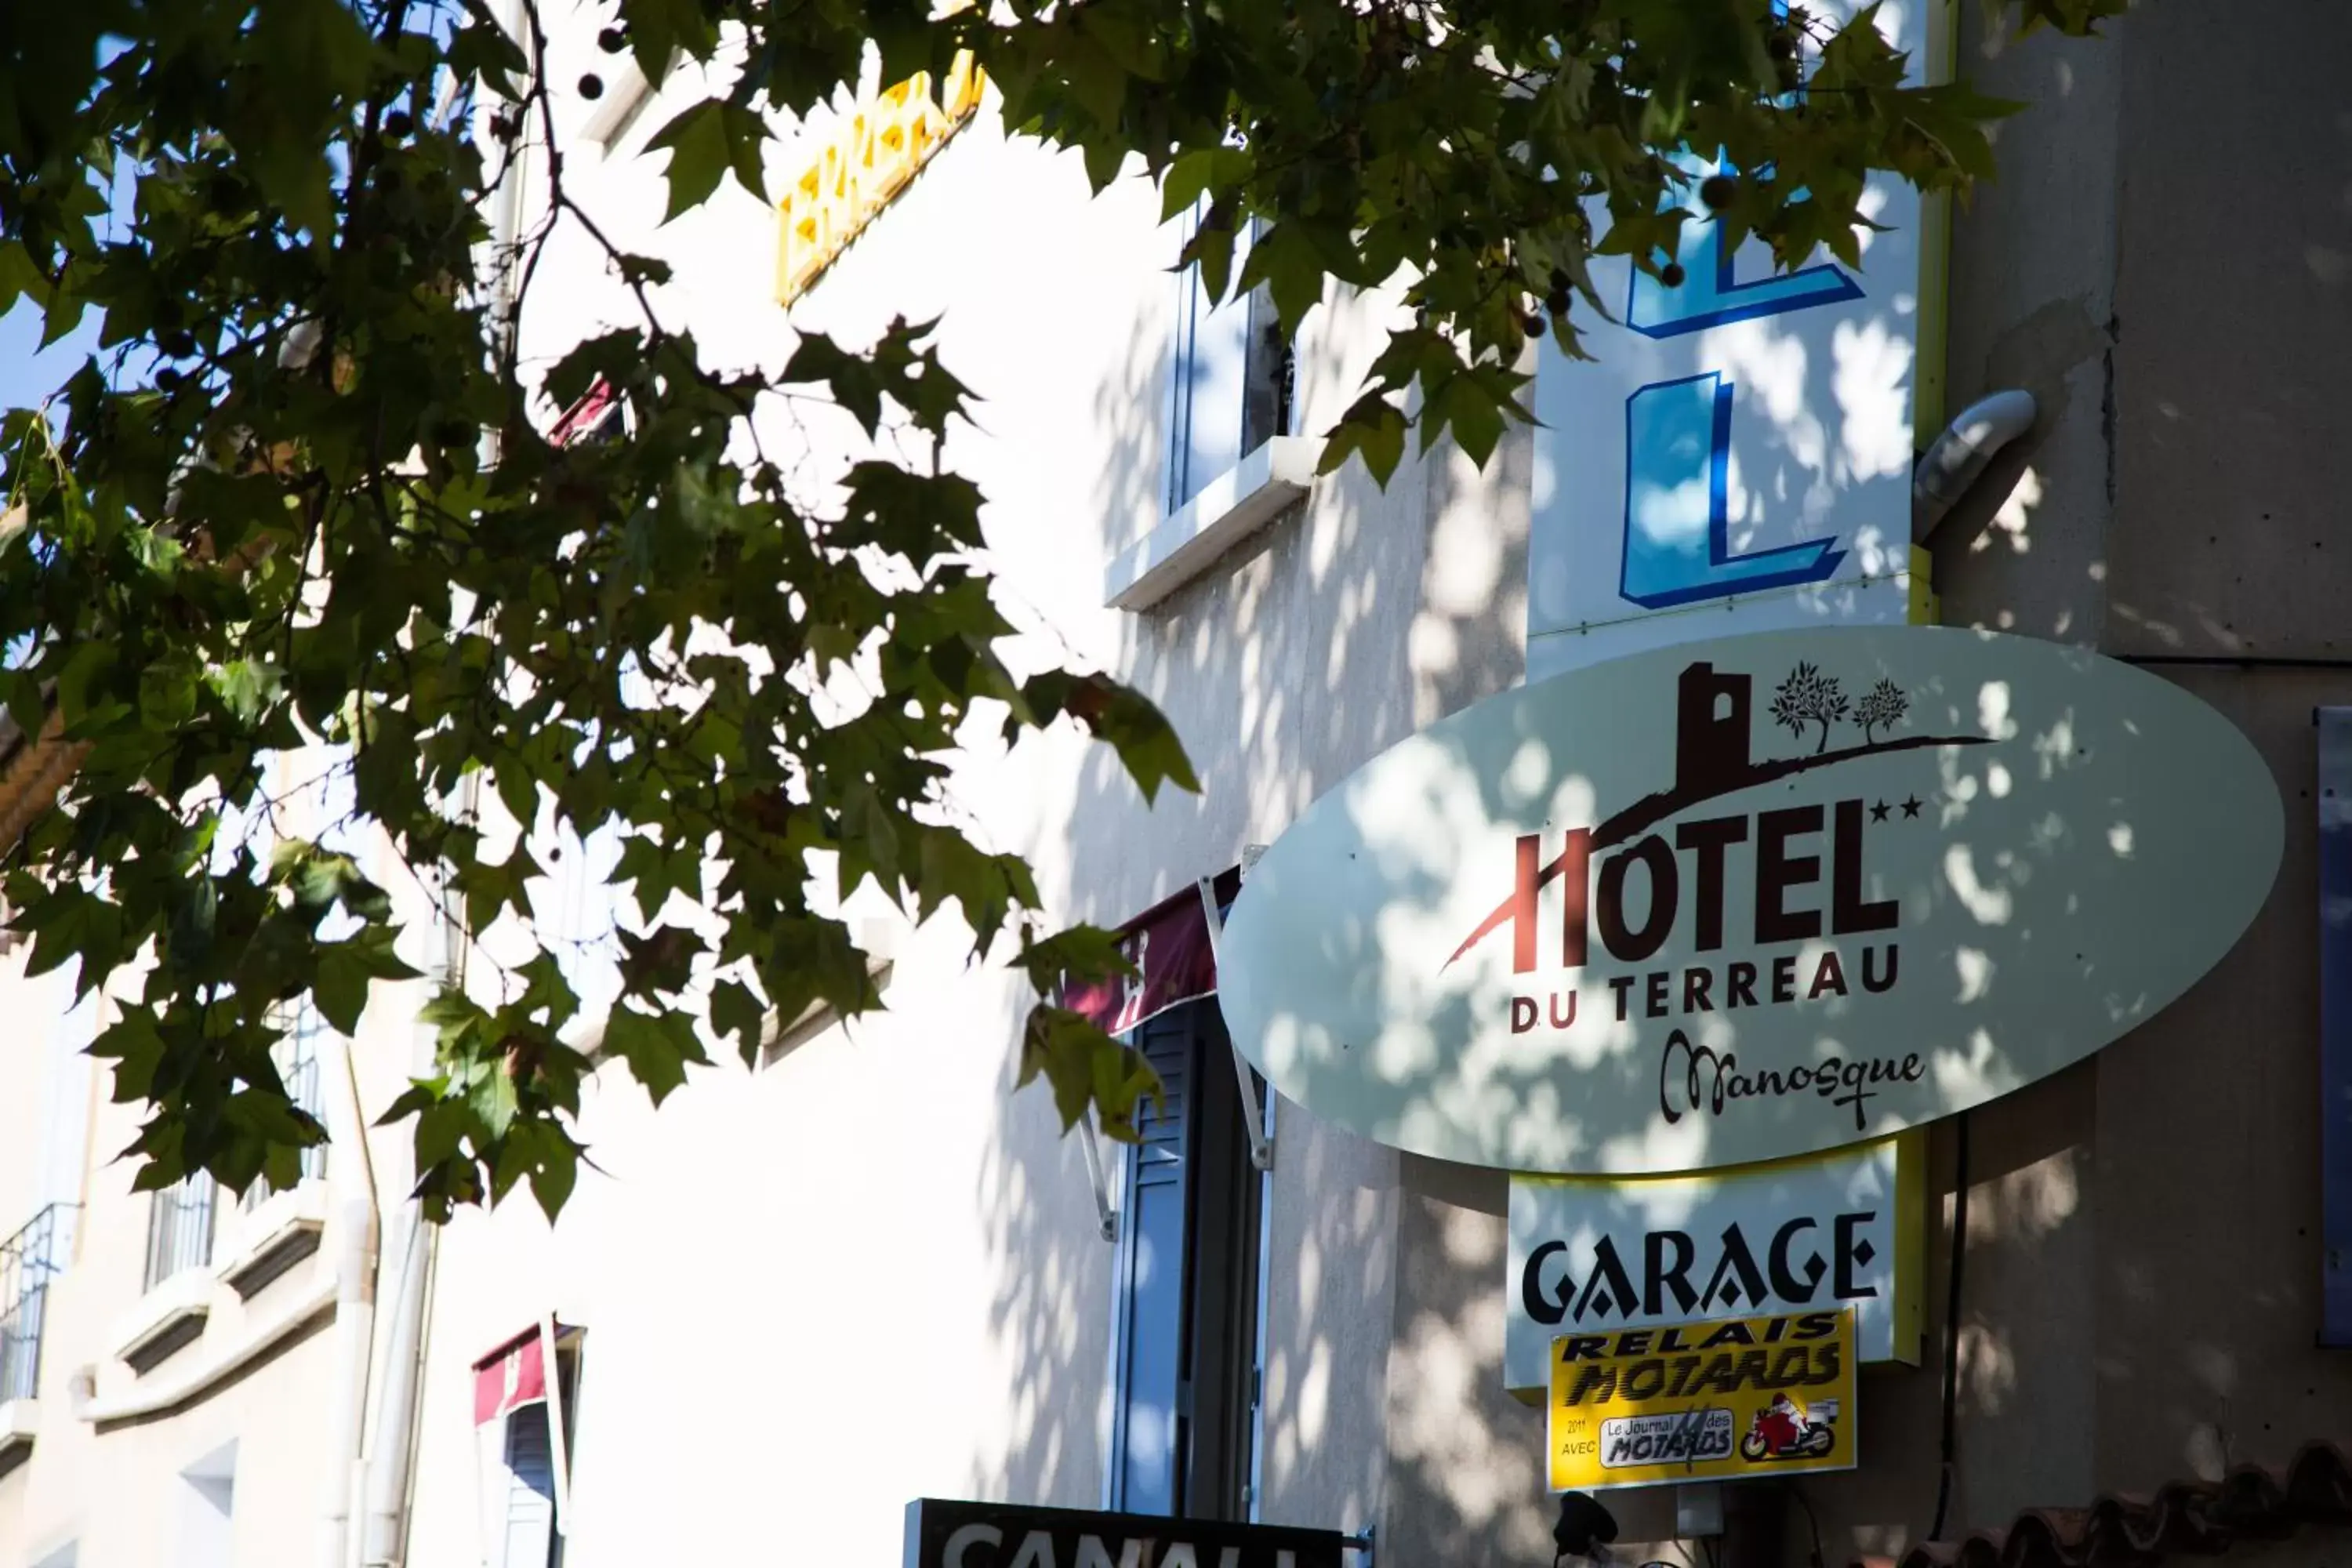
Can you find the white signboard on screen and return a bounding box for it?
[1506,1137,1922,1400]
[1527,0,1930,683]
[1217,624,2282,1174]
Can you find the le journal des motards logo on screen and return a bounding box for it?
[1448,658,1988,1132]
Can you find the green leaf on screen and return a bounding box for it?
[1160,146,1250,224]
[315,946,372,1036]
[1015,924,1136,996]
[710,978,769,1065]
[602,1004,709,1107]
[1015,671,1198,804]
[315,926,419,1035]
[1319,394,1410,485]
[1423,364,1529,468]
[1181,213,1239,307]
[527,1130,579,1216]
[1017,1004,1162,1141]
[646,100,772,221]
[234,0,373,241]
[468,1054,521,1139]
[1058,31,1130,129]
[617,0,721,77]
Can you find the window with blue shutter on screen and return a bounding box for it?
[480,1330,580,1568]
[1107,1000,1265,1521]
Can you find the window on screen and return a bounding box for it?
[475,1324,583,1568]
[1107,1000,1265,1520]
[241,999,331,1211]
[143,1175,218,1290]
[1165,206,1296,514]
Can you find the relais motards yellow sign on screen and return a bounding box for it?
[1549,1308,1857,1491]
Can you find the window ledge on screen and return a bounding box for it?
[0,1399,34,1479]
[114,1269,213,1376]
[1105,437,1321,612]
[216,1180,329,1301]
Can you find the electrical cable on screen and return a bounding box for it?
[1927,1110,1972,1541]
[1790,1484,1827,1568]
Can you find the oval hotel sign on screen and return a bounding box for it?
[1218,626,2281,1174]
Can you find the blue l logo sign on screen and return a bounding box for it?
[1621,372,1846,609]
[1615,162,1861,608]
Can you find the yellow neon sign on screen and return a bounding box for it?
[775,53,985,307]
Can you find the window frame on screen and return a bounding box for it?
[1163,207,1297,519]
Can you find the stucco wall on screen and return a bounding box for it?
[401,36,1534,1557]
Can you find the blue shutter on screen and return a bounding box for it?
[1167,207,1254,512]
[1109,1012,1194,1515]
[499,1404,558,1568]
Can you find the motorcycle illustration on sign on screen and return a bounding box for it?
[1739,1392,1838,1461]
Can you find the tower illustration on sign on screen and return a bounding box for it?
[1675,662,1754,797]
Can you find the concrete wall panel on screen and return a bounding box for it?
[2101,4,2352,659]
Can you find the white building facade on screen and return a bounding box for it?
[5,4,2352,1568]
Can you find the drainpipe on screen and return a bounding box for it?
[364,761,479,1566]
[1913,389,2038,543]
[350,9,518,1559]
[318,1040,383,1568]
[360,1200,434,1567]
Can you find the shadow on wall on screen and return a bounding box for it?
[960,228,1532,1537]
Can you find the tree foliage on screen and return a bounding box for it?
[0,0,2120,1217]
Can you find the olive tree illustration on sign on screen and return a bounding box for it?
[1770,662,1850,753]
[1853,677,1911,745]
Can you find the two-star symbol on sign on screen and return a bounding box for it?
[1868,797,1925,822]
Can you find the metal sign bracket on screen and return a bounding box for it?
[1197,874,1273,1172]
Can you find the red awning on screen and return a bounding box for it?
[1064,866,1241,1036]
[549,379,618,446]
[473,1328,547,1427]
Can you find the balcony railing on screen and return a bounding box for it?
[0,1203,76,1403]
[143,1176,218,1291]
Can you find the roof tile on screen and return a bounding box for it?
[1862,1444,2352,1568]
